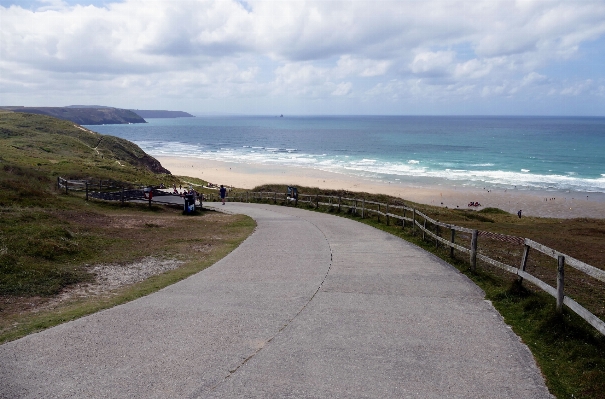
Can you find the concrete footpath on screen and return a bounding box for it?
[0,203,552,398]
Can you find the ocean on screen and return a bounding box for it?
[87,115,605,194]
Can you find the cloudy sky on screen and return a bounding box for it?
[1,0,605,115]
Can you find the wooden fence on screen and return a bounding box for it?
[58,177,129,195]
[207,190,605,336]
[57,177,183,207]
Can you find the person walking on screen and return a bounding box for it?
[220,185,227,205]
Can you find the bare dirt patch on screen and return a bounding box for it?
[42,257,185,310]
[1,257,184,315]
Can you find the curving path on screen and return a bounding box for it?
[0,203,551,398]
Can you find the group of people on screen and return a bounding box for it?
[467,201,482,207]
[164,182,227,205]
[167,184,203,200]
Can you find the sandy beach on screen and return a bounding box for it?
[157,156,605,219]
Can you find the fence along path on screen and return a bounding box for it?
[211,190,605,336]
[57,177,189,206]
[58,178,604,336]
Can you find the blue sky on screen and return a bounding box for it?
[1,0,605,115]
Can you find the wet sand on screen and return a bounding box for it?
[157,156,605,219]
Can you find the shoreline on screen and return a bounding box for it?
[156,156,605,219]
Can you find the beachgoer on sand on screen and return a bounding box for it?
[220,185,227,205]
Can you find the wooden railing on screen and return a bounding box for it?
[208,190,605,336]
[57,177,182,207]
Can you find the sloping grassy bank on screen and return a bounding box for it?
[0,112,256,343]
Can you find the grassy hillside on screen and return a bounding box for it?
[0,111,255,342]
[0,111,174,207]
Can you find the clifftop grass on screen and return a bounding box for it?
[0,113,255,343]
[0,112,170,185]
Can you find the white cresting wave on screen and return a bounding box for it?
[139,140,605,193]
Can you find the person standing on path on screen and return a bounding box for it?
[220,184,227,205]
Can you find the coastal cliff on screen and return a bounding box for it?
[130,110,194,118]
[0,107,146,125]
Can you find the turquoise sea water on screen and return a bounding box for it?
[87,116,605,194]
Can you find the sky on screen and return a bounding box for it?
[1,0,605,116]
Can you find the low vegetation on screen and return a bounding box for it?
[0,112,255,343]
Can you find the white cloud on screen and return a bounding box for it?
[561,80,594,96]
[331,82,352,96]
[1,0,604,114]
[335,55,391,78]
[409,51,455,77]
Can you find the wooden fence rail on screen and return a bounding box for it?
[222,190,605,336]
[57,177,194,208]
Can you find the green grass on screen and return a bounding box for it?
[0,112,255,343]
[0,212,255,344]
[0,112,178,187]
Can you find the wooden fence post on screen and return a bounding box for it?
[518,245,530,284]
[65,179,69,194]
[362,199,365,218]
[338,195,341,212]
[450,228,455,257]
[386,204,389,226]
[422,218,426,241]
[435,221,440,248]
[402,208,406,229]
[557,255,565,314]
[57,177,61,190]
[274,192,277,204]
[121,186,124,205]
[412,209,416,234]
[470,230,478,271]
[85,182,89,201]
[316,194,319,209]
